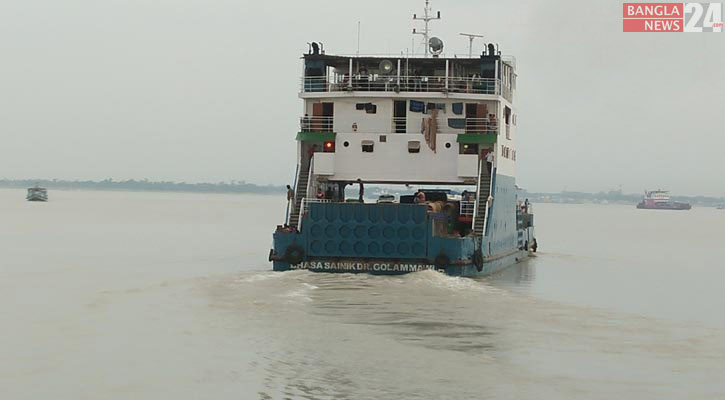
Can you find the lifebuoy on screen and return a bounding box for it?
[473,249,484,272]
[434,253,450,270]
[284,244,304,265]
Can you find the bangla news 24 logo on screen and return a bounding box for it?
[623,3,723,32]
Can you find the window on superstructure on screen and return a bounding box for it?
[362,140,374,153]
[504,106,512,140]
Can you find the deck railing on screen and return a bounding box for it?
[303,198,333,213]
[459,200,476,217]
[299,116,334,132]
[391,117,407,133]
[302,75,500,95]
[435,118,498,134]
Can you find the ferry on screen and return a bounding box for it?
[636,190,691,210]
[26,186,48,202]
[269,2,537,276]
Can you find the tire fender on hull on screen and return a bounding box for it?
[284,244,305,265]
[473,249,484,272]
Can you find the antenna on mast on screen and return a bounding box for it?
[412,0,441,57]
[356,21,361,56]
[459,33,484,58]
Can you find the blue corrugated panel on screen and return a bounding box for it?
[303,203,429,259]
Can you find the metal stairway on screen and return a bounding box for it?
[288,161,311,229]
[473,160,492,235]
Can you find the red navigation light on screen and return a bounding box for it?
[323,141,335,152]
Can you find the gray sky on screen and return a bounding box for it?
[1,0,723,196]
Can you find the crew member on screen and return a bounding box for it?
[286,185,295,213]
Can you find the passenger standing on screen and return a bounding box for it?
[302,114,311,132]
[287,185,295,213]
[485,149,495,173]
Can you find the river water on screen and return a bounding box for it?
[1,188,724,399]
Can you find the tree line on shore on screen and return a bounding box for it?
[0,179,284,194]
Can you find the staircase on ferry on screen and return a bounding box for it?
[288,160,311,228]
[473,160,492,235]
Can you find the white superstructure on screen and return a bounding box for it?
[298,50,518,186]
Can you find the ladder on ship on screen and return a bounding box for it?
[472,159,492,236]
[288,160,312,229]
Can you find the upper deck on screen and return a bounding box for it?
[301,52,516,103]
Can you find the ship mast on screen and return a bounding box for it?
[412,0,441,57]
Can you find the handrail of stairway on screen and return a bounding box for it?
[297,161,314,231]
[483,168,494,236]
[471,158,483,233]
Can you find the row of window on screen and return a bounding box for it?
[343,137,459,154]
[501,145,517,161]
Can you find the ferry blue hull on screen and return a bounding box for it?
[270,174,536,277]
[271,250,531,277]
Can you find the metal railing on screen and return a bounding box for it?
[460,200,476,217]
[303,198,332,212]
[464,118,498,133]
[391,117,407,133]
[299,116,334,132]
[436,118,499,134]
[301,75,501,95]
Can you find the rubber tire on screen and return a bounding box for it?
[434,253,450,270]
[284,245,304,265]
[473,249,484,272]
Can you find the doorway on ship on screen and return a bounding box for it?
[312,102,334,132]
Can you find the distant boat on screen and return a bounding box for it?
[636,189,690,210]
[26,186,48,202]
[717,205,724,210]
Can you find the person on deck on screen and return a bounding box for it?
[286,185,295,213]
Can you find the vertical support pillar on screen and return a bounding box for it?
[445,59,449,90]
[397,59,401,86]
[494,59,500,95]
[348,58,353,89]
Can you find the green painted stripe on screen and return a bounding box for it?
[296,132,337,142]
[456,133,497,144]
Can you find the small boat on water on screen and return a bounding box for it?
[26,186,48,202]
[717,205,724,210]
[636,190,690,210]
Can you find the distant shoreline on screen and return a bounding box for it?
[0,179,284,195]
[2,179,722,207]
[522,190,724,208]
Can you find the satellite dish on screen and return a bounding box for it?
[379,59,394,74]
[429,37,444,55]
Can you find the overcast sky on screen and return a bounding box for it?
[1,0,723,196]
